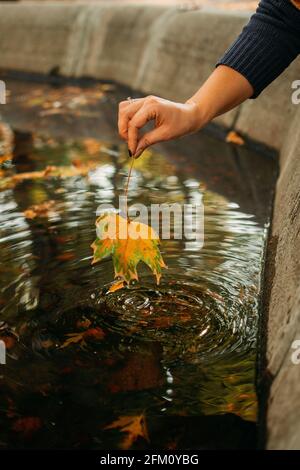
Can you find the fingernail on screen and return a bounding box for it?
[128,148,132,158]
[134,148,143,159]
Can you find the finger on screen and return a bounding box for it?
[127,104,157,155]
[134,126,167,158]
[118,99,145,140]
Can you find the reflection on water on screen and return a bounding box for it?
[0,124,274,448]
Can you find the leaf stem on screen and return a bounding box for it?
[124,153,134,221]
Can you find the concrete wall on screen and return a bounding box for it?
[0,1,299,449]
[1,2,246,129]
[0,2,299,148]
[264,107,300,449]
[0,3,83,74]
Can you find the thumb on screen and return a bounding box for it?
[134,127,167,158]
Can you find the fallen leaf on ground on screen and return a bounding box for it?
[104,414,149,449]
[226,131,245,146]
[91,213,166,285]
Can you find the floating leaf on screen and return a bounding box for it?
[91,213,166,285]
[104,414,149,449]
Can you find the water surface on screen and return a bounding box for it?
[0,78,277,449]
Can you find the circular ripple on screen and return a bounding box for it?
[93,276,253,363]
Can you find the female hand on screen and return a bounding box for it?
[118,95,204,158]
[118,66,254,158]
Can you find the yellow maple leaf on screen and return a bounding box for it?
[104,414,149,449]
[91,213,166,285]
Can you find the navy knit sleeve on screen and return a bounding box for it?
[217,0,300,98]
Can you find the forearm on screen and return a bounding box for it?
[186,65,253,126]
[187,0,300,129]
[218,0,300,98]
[119,1,300,157]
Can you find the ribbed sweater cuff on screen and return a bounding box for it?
[217,19,299,98]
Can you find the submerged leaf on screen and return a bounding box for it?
[226,131,245,146]
[104,414,149,449]
[23,200,57,220]
[60,332,85,349]
[0,161,99,192]
[82,138,102,156]
[60,327,105,349]
[91,213,166,285]
[12,417,42,438]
